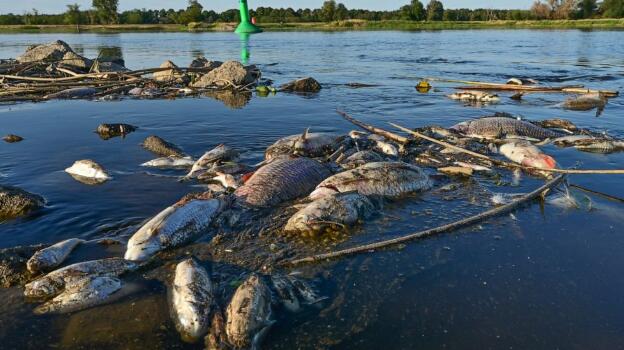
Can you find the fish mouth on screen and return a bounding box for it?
[522,154,557,169]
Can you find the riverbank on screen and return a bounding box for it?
[1,18,624,33]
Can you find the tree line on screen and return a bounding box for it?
[1,0,623,26]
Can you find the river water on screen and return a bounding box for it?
[1,30,624,349]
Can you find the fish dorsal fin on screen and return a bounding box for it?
[301,128,310,141]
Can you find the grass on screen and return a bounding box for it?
[0,19,623,33]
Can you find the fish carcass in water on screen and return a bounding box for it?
[185,145,240,179]
[265,131,343,160]
[27,238,85,274]
[234,158,331,207]
[45,87,98,100]
[506,77,538,85]
[451,117,563,140]
[285,192,376,235]
[499,141,557,169]
[309,162,432,200]
[574,140,624,154]
[340,150,383,169]
[33,276,122,314]
[551,135,597,147]
[226,274,274,350]
[171,258,214,343]
[367,135,399,157]
[561,93,607,112]
[65,160,111,183]
[535,119,578,132]
[96,123,137,139]
[447,91,500,102]
[270,275,301,313]
[124,193,226,261]
[24,257,137,299]
[141,156,195,169]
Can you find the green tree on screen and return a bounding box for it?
[64,4,82,26]
[577,0,597,18]
[401,0,425,20]
[335,3,349,20]
[321,0,337,21]
[426,0,444,21]
[92,0,118,24]
[601,0,624,17]
[180,0,203,24]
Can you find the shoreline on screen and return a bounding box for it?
[1,19,624,33]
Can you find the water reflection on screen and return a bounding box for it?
[203,89,251,109]
[97,46,125,66]
[239,33,251,65]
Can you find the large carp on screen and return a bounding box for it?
[234,158,331,207]
[24,257,137,299]
[451,117,563,140]
[171,258,214,343]
[499,141,557,169]
[309,162,432,200]
[285,192,376,235]
[27,238,85,274]
[225,274,274,349]
[124,193,226,261]
[33,276,122,314]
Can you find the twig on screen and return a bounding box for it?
[337,110,409,144]
[284,174,565,266]
[569,184,624,203]
[390,122,624,175]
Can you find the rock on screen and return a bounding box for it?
[280,77,322,93]
[96,123,137,140]
[0,244,46,288]
[3,134,23,143]
[439,166,473,177]
[153,60,179,82]
[0,185,45,221]
[190,56,222,71]
[16,40,92,71]
[191,61,259,88]
[142,135,187,158]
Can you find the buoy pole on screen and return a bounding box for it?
[235,0,262,34]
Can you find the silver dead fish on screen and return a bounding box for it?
[24,257,137,299]
[186,144,240,179]
[341,150,384,169]
[285,192,375,234]
[293,129,344,157]
[447,91,500,102]
[451,117,563,140]
[226,274,274,350]
[33,276,122,314]
[574,140,624,154]
[27,238,85,274]
[499,141,557,169]
[561,93,607,111]
[171,258,214,343]
[124,193,225,261]
[65,160,111,182]
[141,156,195,168]
[234,157,331,207]
[310,162,432,200]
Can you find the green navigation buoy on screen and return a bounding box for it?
[235,0,262,34]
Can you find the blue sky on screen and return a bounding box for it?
[2,1,534,14]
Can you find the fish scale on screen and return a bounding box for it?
[461,117,563,139]
[234,158,331,207]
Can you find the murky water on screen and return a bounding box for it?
[1,30,624,349]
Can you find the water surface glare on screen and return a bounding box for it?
[1,30,624,350]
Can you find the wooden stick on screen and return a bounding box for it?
[569,184,624,203]
[337,110,409,144]
[390,122,624,175]
[284,174,565,266]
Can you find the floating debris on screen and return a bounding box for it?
[96,123,137,139]
[2,134,23,143]
[65,160,111,184]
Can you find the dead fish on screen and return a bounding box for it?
[447,91,500,102]
[285,192,375,234]
[574,140,624,154]
[453,161,492,172]
[561,93,606,111]
[451,117,563,140]
[27,238,85,274]
[65,160,111,182]
[225,274,274,350]
[285,275,326,305]
[124,193,225,261]
[33,276,122,315]
[373,139,399,157]
[270,275,300,313]
[499,141,557,169]
[196,163,252,180]
[171,258,214,343]
[348,130,368,140]
[234,158,331,207]
[309,162,432,200]
[3,134,23,143]
[203,173,241,190]
[96,123,137,139]
[536,119,577,132]
[185,145,240,179]
[45,87,98,100]
[24,257,137,299]
[141,156,195,168]
[341,150,383,168]
[506,78,538,85]
[265,134,300,160]
[205,310,228,350]
[293,129,344,157]
[142,135,187,158]
[552,135,597,147]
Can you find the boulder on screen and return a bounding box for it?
[191,60,259,88]
[190,56,222,71]
[0,244,46,288]
[142,135,187,158]
[16,40,92,71]
[153,60,179,82]
[0,185,44,221]
[280,77,322,93]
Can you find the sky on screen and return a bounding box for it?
[2,1,535,15]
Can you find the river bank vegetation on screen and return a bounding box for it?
[0,0,623,31]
